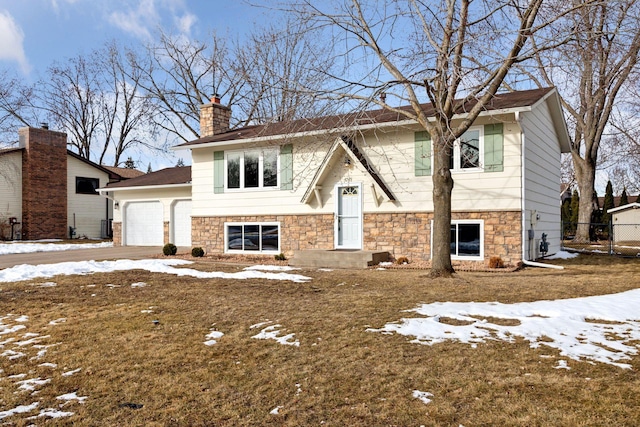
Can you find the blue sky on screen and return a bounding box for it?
[0,0,266,80]
[0,0,271,168]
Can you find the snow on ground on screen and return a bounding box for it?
[250,322,300,347]
[0,241,113,255]
[0,259,311,283]
[1,314,82,422]
[370,289,640,369]
[545,250,579,260]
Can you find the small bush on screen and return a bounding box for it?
[396,256,409,265]
[489,256,504,268]
[163,243,177,256]
[274,253,286,261]
[191,247,205,257]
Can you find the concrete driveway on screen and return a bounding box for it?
[0,246,165,270]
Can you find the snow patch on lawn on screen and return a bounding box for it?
[251,322,300,347]
[370,289,640,369]
[0,241,112,255]
[0,259,311,283]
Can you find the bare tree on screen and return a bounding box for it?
[98,42,160,166]
[530,0,640,240]
[38,54,102,159]
[286,0,569,276]
[233,19,333,125]
[0,68,40,145]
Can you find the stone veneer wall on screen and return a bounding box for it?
[112,223,122,246]
[164,221,170,245]
[192,210,522,265]
[20,127,68,240]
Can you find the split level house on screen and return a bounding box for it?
[103,87,570,267]
[0,126,142,241]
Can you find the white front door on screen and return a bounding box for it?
[335,183,362,249]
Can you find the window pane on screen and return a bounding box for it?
[244,225,260,250]
[450,225,457,255]
[261,225,279,251]
[244,152,259,188]
[458,224,481,256]
[263,150,278,187]
[227,153,241,189]
[227,225,243,250]
[460,130,480,169]
[76,177,99,195]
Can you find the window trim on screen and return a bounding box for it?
[430,219,484,261]
[224,148,280,191]
[224,222,281,254]
[451,126,484,173]
[75,176,100,195]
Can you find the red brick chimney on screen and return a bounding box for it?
[19,126,68,240]
[199,94,231,137]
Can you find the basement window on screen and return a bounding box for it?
[225,222,280,254]
[76,177,100,195]
[450,220,484,259]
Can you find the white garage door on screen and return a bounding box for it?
[171,200,192,247]
[124,201,163,246]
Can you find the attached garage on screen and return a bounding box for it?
[171,200,192,247]
[124,201,164,246]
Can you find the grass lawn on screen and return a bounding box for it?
[1,254,640,426]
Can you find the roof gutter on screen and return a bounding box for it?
[98,183,192,193]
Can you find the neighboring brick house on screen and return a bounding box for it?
[0,126,138,240]
[107,88,570,266]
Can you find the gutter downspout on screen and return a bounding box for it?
[516,111,564,270]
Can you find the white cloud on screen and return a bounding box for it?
[0,10,30,74]
[107,0,196,40]
[107,0,159,40]
[175,12,196,35]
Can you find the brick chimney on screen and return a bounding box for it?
[19,127,68,240]
[199,94,231,138]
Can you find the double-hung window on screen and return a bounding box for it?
[226,148,279,190]
[450,127,483,172]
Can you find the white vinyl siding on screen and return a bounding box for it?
[521,100,563,259]
[0,151,23,228]
[67,156,110,239]
[190,116,522,219]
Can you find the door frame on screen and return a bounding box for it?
[334,182,363,249]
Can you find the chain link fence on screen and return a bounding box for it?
[562,221,640,257]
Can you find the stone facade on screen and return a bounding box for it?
[192,210,522,265]
[112,222,122,246]
[200,97,231,137]
[19,127,68,240]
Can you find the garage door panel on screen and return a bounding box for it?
[172,200,191,247]
[124,201,163,246]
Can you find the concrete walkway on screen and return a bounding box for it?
[0,246,165,270]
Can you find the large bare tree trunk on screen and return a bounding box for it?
[431,135,455,276]
[573,152,597,242]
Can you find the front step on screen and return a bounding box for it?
[290,250,389,269]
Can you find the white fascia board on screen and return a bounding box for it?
[98,183,192,193]
[174,108,524,151]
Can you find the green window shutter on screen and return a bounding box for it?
[280,144,293,190]
[414,131,431,176]
[484,123,504,172]
[214,150,224,194]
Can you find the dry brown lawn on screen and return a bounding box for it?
[1,254,640,426]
